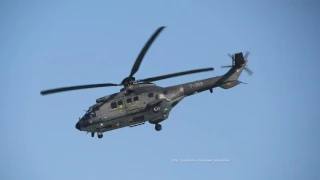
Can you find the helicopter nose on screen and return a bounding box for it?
[75,122,81,130]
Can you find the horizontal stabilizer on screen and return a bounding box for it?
[219,80,243,89]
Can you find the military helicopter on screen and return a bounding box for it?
[40,26,253,139]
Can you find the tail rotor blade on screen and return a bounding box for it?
[244,67,253,76]
[221,65,233,68]
[244,51,250,59]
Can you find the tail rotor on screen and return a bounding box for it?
[221,51,253,76]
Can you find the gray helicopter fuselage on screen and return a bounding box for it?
[75,56,250,135]
[75,75,225,133]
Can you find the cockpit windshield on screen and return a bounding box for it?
[82,106,97,120]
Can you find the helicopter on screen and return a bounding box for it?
[40,26,253,139]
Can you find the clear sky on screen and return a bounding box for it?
[1,0,319,180]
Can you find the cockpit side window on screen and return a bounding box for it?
[90,111,96,117]
[117,100,123,105]
[133,96,139,101]
[148,93,153,97]
[111,102,117,109]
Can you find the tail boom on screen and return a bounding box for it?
[165,51,251,96]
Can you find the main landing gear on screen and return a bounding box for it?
[97,132,103,139]
[90,132,103,138]
[91,132,103,139]
[155,123,162,131]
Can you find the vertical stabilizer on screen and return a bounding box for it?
[219,51,253,89]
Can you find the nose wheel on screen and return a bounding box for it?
[155,124,162,131]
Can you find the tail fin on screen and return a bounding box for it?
[219,51,252,89]
[229,52,245,68]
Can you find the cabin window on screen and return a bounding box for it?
[133,96,139,101]
[111,102,117,109]
[117,100,123,105]
[148,93,153,97]
[126,98,132,103]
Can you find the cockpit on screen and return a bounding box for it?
[76,105,98,131]
[81,105,97,120]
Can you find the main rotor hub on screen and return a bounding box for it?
[121,77,136,86]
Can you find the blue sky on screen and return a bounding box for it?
[1,0,319,179]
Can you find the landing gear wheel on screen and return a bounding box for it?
[155,124,162,131]
[97,132,103,139]
[91,132,95,137]
[153,106,160,113]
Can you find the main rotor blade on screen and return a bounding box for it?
[40,83,120,95]
[137,67,214,82]
[129,26,166,78]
